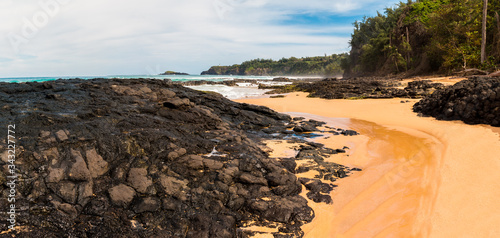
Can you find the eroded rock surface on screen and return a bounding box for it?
[0,78,359,237]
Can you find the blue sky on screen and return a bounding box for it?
[0,0,401,77]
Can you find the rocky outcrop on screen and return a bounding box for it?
[0,78,356,237]
[414,77,500,126]
[295,78,444,99]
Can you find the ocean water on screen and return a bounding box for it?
[0,74,275,83]
[0,75,300,99]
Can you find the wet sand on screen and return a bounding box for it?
[237,93,500,237]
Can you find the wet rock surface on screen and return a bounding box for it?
[0,78,359,237]
[414,77,500,126]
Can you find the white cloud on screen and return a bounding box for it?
[0,0,400,77]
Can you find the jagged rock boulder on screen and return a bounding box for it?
[414,77,500,126]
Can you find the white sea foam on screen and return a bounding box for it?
[186,84,271,99]
[256,81,293,86]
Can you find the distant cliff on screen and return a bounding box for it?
[201,54,347,76]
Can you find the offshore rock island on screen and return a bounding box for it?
[159,71,190,75]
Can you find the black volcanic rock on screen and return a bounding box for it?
[292,78,443,99]
[341,130,359,136]
[414,77,500,126]
[0,78,321,237]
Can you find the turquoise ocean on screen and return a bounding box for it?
[0,74,276,83]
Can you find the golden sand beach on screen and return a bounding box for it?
[237,92,500,238]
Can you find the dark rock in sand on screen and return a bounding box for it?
[295,77,401,99]
[404,80,444,98]
[298,178,335,204]
[414,77,500,126]
[341,130,359,136]
[292,120,326,133]
[282,77,445,99]
[306,192,333,204]
[299,161,349,183]
[299,178,334,194]
[308,119,326,126]
[292,142,354,204]
[293,125,317,133]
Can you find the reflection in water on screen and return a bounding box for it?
[291,113,444,238]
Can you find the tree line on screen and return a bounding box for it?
[343,0,500,76]
[201,54,348,76]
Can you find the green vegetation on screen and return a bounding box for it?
[343,0,500,76]
[201,54,348,76]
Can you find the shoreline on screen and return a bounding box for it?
[236,93,500,237]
